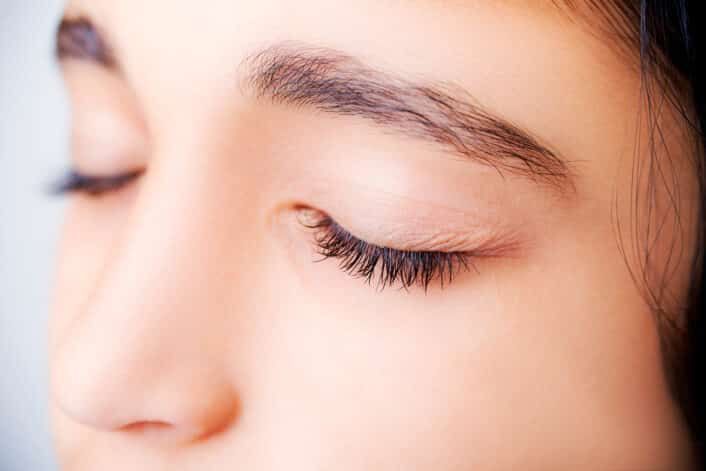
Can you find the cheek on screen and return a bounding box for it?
[241,228,687,469]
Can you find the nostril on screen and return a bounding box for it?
[120,421,173,434]
[116,420,199,445]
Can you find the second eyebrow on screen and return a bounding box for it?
[241,42,573,191]
[56,17,116,69]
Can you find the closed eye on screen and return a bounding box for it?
[49,169,143,197]
[299,210,476,292]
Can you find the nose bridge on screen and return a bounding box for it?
[54,154,246,441]
[87,152,242,360]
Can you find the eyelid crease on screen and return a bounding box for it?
[387,229,498,253]
[289,172,534,237]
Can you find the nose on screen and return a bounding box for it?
[51,171,242,445]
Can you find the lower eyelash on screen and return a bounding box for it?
[302,213,474,292]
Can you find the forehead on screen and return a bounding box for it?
[62,0,634,72]
[60,0,635,83]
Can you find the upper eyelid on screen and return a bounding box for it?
[302,210,468,255]
[329,218,462,254]
[297,190,523,253]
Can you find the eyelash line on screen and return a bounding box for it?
[49,169,142,197]
[301,212,476,292]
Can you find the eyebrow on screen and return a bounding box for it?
[57,19,574,192]
[56,17,117,69]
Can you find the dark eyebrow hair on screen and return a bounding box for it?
[56,18,574,192]
[241,42,574,191]
[56,17,117,69]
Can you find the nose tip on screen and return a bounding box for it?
[55,379,240,446]
[118,421,184,445]
[116,393,240,445]
[52,340,240,446]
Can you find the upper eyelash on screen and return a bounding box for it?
[49,169,142,196]
[302,213,475,292]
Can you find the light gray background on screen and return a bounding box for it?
[1,0,67,469]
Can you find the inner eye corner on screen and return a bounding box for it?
[291,205,330,228]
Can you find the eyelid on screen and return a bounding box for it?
[63,57,149,183]
[299,209,477,255]
[295,191,522,260]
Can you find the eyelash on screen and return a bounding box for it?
[50,169,142,196]
[50,170,473,291]
[302,213,474,292]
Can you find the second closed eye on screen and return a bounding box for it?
[51,169,143,196]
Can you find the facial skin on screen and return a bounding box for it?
[50,1,701,469]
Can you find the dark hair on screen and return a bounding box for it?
[646,0,705,440]
[652,0,706,457]
[602,0,705,459]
